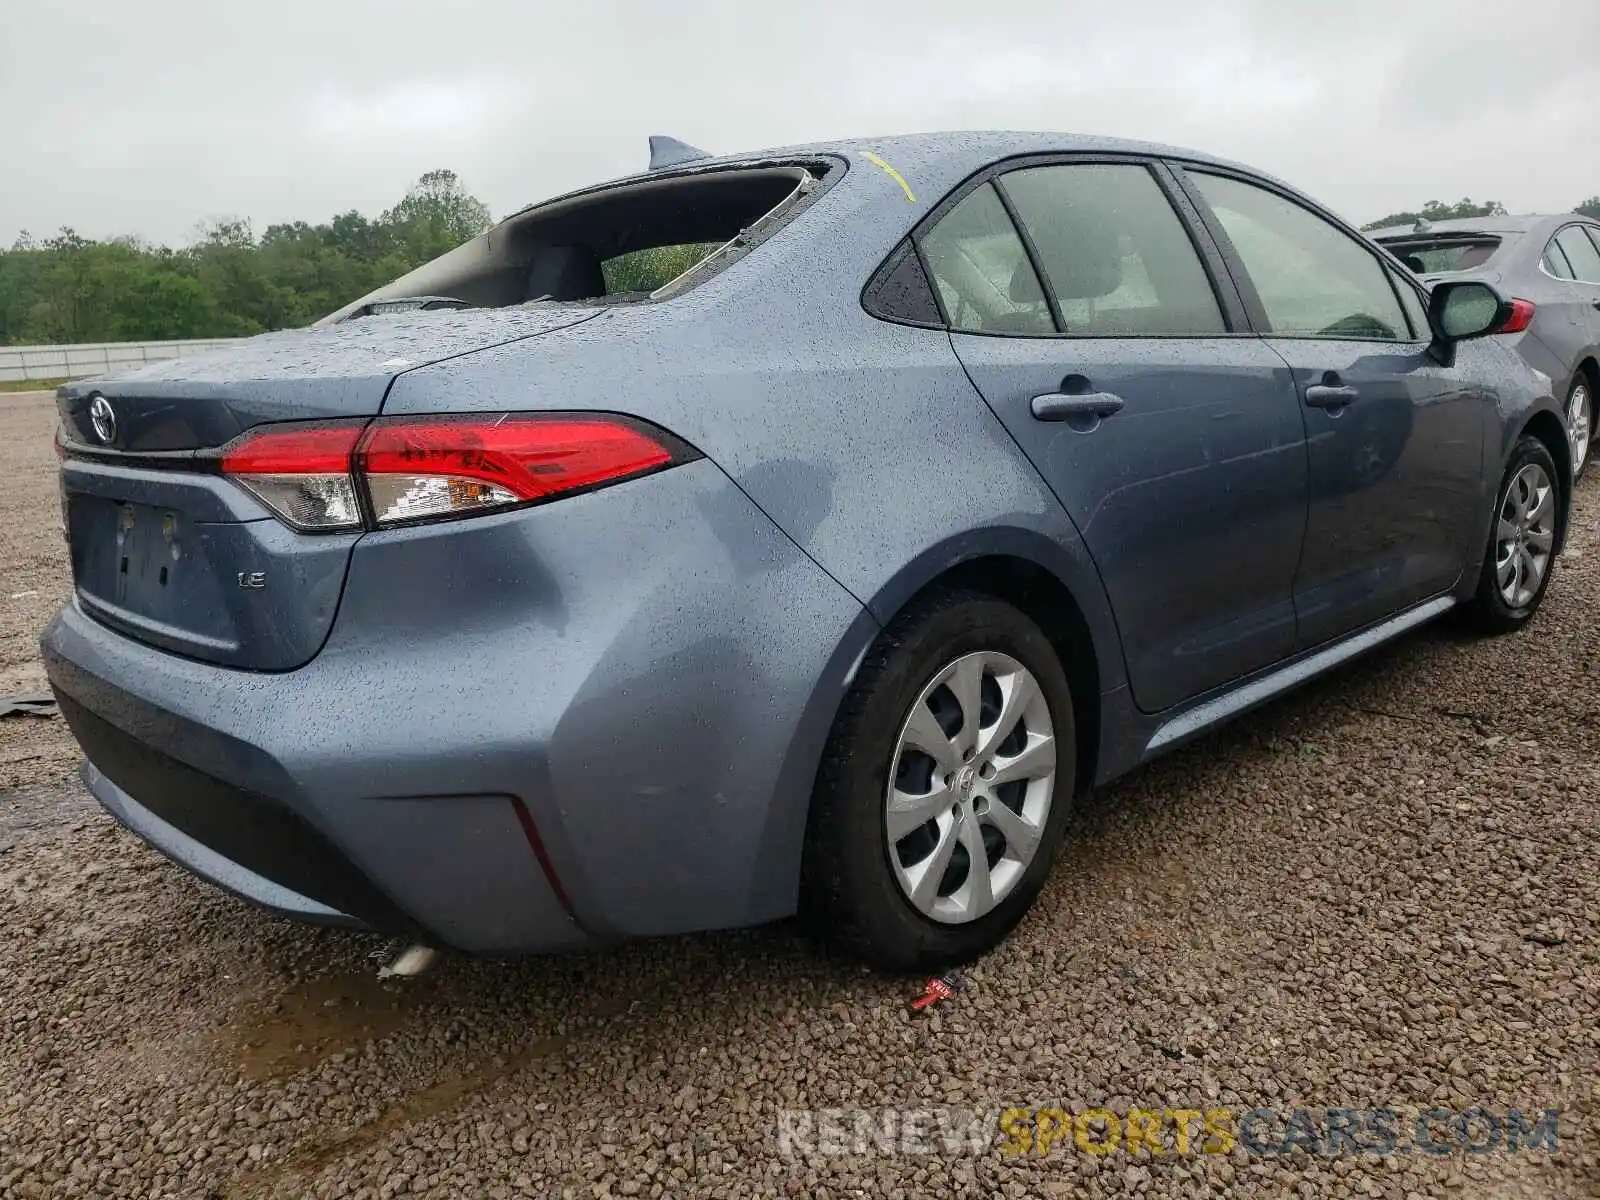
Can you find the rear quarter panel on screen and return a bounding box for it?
[382,150,1132,912]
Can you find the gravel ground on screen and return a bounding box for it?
[1,389,1597,1199]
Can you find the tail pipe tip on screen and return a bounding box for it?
[377,944,439,979]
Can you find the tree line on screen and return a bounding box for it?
[0,170,491,346]
[3,176,1598,347]
[1361,196,1600,231]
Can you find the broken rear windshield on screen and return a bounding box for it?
[1379,235,1509,275]
[323,163,828,324]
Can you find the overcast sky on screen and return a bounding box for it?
[4,0,1596,246]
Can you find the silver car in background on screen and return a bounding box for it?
[1372,214,1600,478]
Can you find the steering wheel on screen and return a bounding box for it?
[1318,313,1397,340]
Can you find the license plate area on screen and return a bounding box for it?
[68,494,235,649]
[113,502,184,607]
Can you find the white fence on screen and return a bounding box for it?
[0,338,246,385]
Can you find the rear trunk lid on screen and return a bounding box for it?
[58,306,598,671]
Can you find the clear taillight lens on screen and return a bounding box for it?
[232,474,364,530]
[218,414,686,532]
[362,475,519,524]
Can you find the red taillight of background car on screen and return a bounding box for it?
[1500,298,1536,335]
[218,414,686,531]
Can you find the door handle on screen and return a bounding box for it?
[1030,391,1126,421]
[1304,384,1360,410]
[1592,299,1600,311]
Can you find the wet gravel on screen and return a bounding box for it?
[1,390,1597,1198]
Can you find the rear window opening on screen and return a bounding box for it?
[1377,235,1508,275]
[324,164,826,324]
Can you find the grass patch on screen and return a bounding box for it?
[0,378,68,393]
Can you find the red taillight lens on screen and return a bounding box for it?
[219,424,364,474]
[217,413,686,531]
[1500,298,1536,335]
[220,422,365,531]
[356,414,677,526]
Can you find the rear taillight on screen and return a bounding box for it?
[218,414,687,532]
[358,415,675,525]
[220,423,366,531]
[1500,298,1536,335]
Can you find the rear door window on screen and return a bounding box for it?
[918,183,1054,335]
[1191,173,1408,341]
[1554,226,1600,283]
[1542,241,1576,279]
[997,163,1226,336]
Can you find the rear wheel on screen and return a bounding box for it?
[802,591,1075,971]
[1566,376,1592,481]
[1461,435,1561,634]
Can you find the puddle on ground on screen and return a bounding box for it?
[221,968,431,1080]
[219,1031,571,1198]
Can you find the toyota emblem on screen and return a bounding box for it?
[88,395,117,445]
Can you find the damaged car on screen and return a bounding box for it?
[44,132,1570,970]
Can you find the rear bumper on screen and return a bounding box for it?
[64,690,412,930]
[84,759,370,929]
[41,459,869,954]
[47,622,588,953]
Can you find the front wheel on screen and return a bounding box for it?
[801,591,1075,971]
[1460,435,1562,634]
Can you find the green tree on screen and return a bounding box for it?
[1361,198,1508,231]
[380,169,492,263]
[1577,196,1600,219]
[601,242,723,294]
[0,169,493,346]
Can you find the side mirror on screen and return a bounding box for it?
[1429,280,1512,342]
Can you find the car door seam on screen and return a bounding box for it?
[941,330,1134,685]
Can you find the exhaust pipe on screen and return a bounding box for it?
[377,944,438,979]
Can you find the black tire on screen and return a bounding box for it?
[1566,374,1593,483]
[1460,435,1562,635]
[800,590,1076,972]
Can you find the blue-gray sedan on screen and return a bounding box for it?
[43,133,1571,970]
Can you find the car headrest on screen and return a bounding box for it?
[1050,240,1122,300]
[1021,200,1124,300]
[526,245,604,302]
[1009,261,1042,303]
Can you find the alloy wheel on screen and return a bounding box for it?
[1495,462,1556,609]
[1568,382,1591,476]
[885,651,1056,925]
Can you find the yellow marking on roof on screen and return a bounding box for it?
[862,152,916,203]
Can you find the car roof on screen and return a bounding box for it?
[698,130,1250,172]
[512,130,1289,222]
[1367,214,1575,240]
